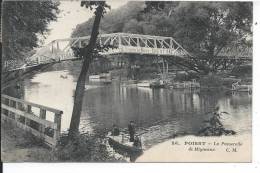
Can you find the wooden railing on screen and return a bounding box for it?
[1,94,63,147]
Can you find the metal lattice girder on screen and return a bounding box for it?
[5,33,250,72]
[46,33,192,57]
[11,33,192,71]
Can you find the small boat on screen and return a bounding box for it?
[150,80,166,88]
[107,132,143,156]
[89,75,101,80]
[99,73,111,79]
[231,82,252,92]
[137,81,151,88]
[89,73,111,80]
[121,80,138,86]
[101,79,112,84]
[171,81,200,89]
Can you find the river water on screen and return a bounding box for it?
[3,62,252,149]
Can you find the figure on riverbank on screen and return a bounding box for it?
[210,107,223,128]
[198,106,236,136]
[128,121,135,142]
[111,124,120,136]
[133,135,142,148]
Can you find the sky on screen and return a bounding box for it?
[44,0,128,45]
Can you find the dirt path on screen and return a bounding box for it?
[1,121,55,162]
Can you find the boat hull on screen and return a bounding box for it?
[108,137,143,156]
[137,82,150,88]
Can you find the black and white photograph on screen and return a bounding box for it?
[1,0,254,164]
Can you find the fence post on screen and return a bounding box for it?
[25,105,32,126]
[39,109,47,138]
[53,112,62,144]
[5,98,10,116]
[13,101,20,126]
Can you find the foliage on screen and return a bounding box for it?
[55,133,120,162]
[199,74,224,88]
[71,2,145,37]
[81,1,110,16]
[2,1,60,62]
[144,1,252,55]
[230,64,252,77]
[71,1,252,74]
[174,71,198,82]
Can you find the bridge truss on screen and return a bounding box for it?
[3,32,252,72]
[4,33,192,72]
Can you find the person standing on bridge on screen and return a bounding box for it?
[128,121,135,142]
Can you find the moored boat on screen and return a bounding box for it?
[231,82,252,92]
[89,74,101,80]
[150,80,166,88]
[89,73,111,80]
[137,81,151,88]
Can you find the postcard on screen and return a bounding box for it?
[1,0,253,163]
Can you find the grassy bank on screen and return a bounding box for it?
[1,120,124,162]
[1,120,55,162]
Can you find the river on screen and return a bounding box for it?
[3,62,252,149]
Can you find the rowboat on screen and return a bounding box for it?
[89,75,101,80]
[137,80,165,88]
[107,132,143,156]
[150,80,166,88]
[137,81,151,88]
[231,82,252,92]
[89,73,111,80]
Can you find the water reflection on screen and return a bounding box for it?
[3,69,252,142]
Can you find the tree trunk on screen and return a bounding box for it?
[68,4,104,139]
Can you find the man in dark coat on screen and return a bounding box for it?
[112,124,120,136]
[128,121,135,142]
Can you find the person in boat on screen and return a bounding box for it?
[128,121,135,142]
[111,124,120,136]
[133,135,142,148]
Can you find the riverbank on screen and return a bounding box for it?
[1,120,125,162]
[136,134,251,162]
[1,120,55,162]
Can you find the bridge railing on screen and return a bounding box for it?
[1,94,63,147]
[3,60,25,71]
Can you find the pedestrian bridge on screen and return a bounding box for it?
[4,33,192,72]
[3,32,252,72]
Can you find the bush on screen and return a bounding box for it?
[55,133,121,162]
[231,65,252,77]
[174,71,198,82]
[221,78,241,88]
[199,74,223,88]
[197,107,236,136]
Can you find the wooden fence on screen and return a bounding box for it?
[1,94,63,147]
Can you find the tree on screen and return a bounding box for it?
[71,1,252,74]
[68,1,110,139]
[71,2,145,37]
[1,1,60,64]
[144,1,253,73]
